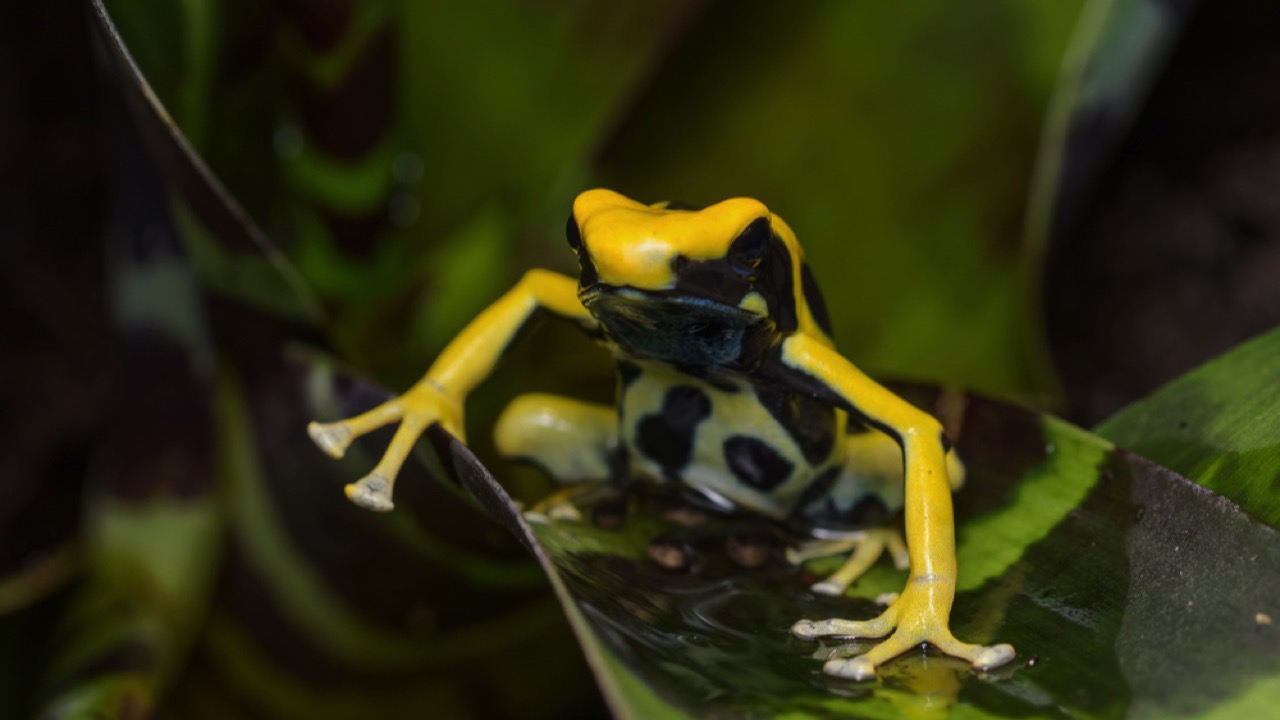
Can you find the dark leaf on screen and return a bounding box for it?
[1097,326,1280,529]
[420,388,1280,717]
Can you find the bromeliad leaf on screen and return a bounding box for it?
[1024,0,1200,258]
[1097,326,1280,529]
[418,386,1280,718]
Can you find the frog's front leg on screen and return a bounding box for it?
[792,429,966,596]
[774,335,1014,680]
[307,269,592,511]
[308,382,462,511]
[494,393,618,522]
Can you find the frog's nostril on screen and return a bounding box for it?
[687,322,723,339]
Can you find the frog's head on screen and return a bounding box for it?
[566,189,831,370]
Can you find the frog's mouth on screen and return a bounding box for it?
[580,286,774,368]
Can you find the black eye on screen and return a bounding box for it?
[729,217,772,274]
[566,213,583,253]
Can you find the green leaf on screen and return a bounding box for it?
[1025,0,1199,260]
[421,387,1280,718]
[1096,326,1280,528]
[30,8,233,714]
[91,0,323,327]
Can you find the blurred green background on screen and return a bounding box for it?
[105,0,1080,401]
[14,0,1280,718]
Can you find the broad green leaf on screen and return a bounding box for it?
[418,386,1280,718]
[1096,326,1280,528]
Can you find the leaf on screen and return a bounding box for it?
[1024,0,1200,259]
[417,386,1280,718]
[29,3,327,716]
[91,0,323,329]
[169,354,596,720]
[1096,326,1280,528]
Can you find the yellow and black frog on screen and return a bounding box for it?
[307,189,1014,680]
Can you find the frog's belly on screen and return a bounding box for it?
[619,369,831,519]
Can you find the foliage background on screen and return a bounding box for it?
[2,0,1280,718]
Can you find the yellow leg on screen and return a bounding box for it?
[833,428,966,511]
[524,484,599,523]
[494,394,617,483]
[494,393,618,523]
[306,270,591,512]
[798,528,909,597]
[780,335,1014,679]
[307,399,402,459]
[786,537,859,565]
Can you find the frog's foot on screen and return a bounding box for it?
[308,382,464,512]
[308,421,355,459]
[523,484,597,524]
[344,472,395,512]
[789,528,909,596]
[792,580,1015,680]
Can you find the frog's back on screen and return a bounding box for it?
[616,359,840,518]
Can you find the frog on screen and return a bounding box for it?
[306,188,1015,680]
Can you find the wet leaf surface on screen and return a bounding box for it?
[424,390,1280,719]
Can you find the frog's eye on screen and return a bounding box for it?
[566,213,583,253]
[729,217,772,275]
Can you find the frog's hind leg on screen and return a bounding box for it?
[494,393,618,522]
[793,529,909,596]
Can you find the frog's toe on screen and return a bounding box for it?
[793,527,901,594]
[932,636,1016,671]
[791,615,892,641]
[791,619,824,640]
[799,588,1017,679]
[547,502,583,522]
[810,580,847,596]
[817,626,922,680]
[525,484,596,524]
[522,502,581,524]
[344,473,395,512]
[308,421,354,459]
[822,655,876,681]
[972,643,1016,671]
